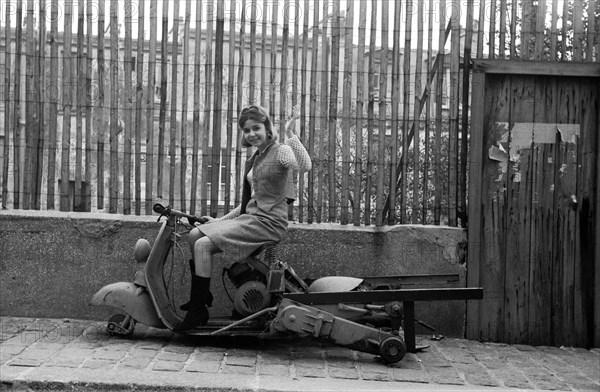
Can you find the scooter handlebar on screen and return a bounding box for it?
[153,202,203,225]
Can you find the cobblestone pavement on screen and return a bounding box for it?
[1,317,599,391]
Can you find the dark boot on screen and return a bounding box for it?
[176,275,211,331]
[180,260,212,311]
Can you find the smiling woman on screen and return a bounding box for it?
[176,104,312,331]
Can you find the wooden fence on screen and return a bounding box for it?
[1,0,598,226]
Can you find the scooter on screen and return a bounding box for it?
[90,203,412,363]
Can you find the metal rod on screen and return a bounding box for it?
[210,306,278,336]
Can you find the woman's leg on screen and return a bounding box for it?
[188,227,204,254]
[193,236,219,278]
[178,235,218,330]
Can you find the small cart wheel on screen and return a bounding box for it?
[107,313,134,337]
[379,336,407,363]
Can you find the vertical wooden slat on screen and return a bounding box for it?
[145,0,157,214]
[422,0,433,224]
[134,0,145,215]
[269,1,278,119]
[340,0,353,225]
[280,0,289,143]
[317,0,329,223]
[12,0,22,209]
[74,0,84,211]
[224,0,235,214]
[401,0,412,224]
[353,0,366,226]
[24,0,35,209]
[157,0,169,201]
[521,0,533,59]
[572,0,584,61]
[96,0,106,210]
[448,0,460,226]
[60,1,72,211]
[504,75,534,343]
[571,79,594,347]
[489,0,496,59]
[248,0,257,105]
[477,0,486,59]
[123,0,133,214]
[201,0,214,215]
[169,0,180,208]
[474,73,511,342]
[585,0,595,61]
[328,0,340,222]
[365,0,377,226]
[411,0,424,224]
[299,0,308,223]
[375,0,389,227]
[388,1,402,225]
[307,0,319,224]
[529,75,555,345]
[550,0,559,60]
[560,0,568,61]
[465,70,486,341]
[109,0,119,213]
[510,0,517,58]
[191,0,203,215]
[179,0,191,213]
[553,78,579,345]
[260,0,268,106]
[34,0,46,209]
[2,0,12,208]
[595,77,600,347]
[434,0,446,225]
[500,0,508,59]
[535,0,546,60]
[84,0,93,212]
[235,0,246,208]
[460,0,474,226]
[210,0,224,217]
[282,0,294,220]
[597,1,600,62]
[576,79,598,347]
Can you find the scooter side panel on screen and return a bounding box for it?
[90,282,166,329]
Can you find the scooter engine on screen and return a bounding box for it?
[226,262,271,316]
[233,281,271,316]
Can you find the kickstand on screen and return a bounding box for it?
[211,306,278,336]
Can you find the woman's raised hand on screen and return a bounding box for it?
[284,107,300,139]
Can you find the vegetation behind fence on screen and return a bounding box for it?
[1,0,597,226]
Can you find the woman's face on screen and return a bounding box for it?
[242,119,269,149]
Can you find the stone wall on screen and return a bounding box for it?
[0,210,469,337]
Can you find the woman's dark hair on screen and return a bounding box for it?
[238,105,278,147]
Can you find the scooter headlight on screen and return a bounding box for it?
[133,238,151,262]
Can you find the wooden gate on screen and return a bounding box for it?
[467,61,600,347]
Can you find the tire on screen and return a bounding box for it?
[107,313,135,337]
[379,336,407,363]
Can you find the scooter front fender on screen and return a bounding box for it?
[90,282,166,329]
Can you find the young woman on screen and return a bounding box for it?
[179,105,311,331]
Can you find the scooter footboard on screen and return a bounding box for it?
[271,299,406,363]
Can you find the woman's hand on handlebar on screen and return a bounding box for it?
[187,215,216,226]
[198,216,216,224]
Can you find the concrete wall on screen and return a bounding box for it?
[0,210,469,337]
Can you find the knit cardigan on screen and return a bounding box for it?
[220,135,311,219]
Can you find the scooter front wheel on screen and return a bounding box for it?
[107,313,135,337]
